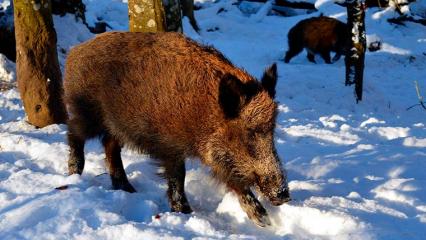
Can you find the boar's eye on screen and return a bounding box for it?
[248,129,256,139]
[247,142,256,157]
[249,126,269,136]
[264,176,271,183]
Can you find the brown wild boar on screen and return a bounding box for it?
[64,32,290,227]
[284,16,349,64]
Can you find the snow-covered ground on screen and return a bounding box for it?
[1,0,426,239]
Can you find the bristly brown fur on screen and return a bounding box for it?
[284,16,349,64]
[63,32,289,226]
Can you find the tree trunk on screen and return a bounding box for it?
[128,0,167,32]
[164,0,183,32]
[14,0,67,127]
[345,0,366,103]
[181,0,199,32]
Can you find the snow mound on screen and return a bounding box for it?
[272,204,372,240]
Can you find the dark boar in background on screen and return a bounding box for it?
[63,32,290,227]
[284,16,349,64]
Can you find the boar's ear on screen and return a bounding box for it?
[219,74,245,119]
[261,63,277,98]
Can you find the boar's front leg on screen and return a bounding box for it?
[163,158,192,214]
[102,134,136,193]
[235,188,271,227]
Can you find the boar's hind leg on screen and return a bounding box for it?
[67,97,105,175]
[332,52,342,62]
[67,124,85,175]
[236,188,271,227]
[320,50,332,64]
[102,134,136,193]
[307,51,316,63]
[284,40,304,63]
[164,158,192,214]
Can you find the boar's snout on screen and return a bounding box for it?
[270,188,291,206]
[255,171,291,206]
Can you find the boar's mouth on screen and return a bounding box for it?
[253,173,291,206]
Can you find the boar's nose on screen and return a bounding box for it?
[270,188,291,206]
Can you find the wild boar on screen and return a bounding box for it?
[63,32,290,226]
[284,16,349,64]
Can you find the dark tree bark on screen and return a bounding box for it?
[0,3,15,62]
[51,0,85,21]
[345,0,366,102]
[128,0,167,32]
[14,0,67,127]
[164,0,183,32]
[274,0,316,10]
[181,0,199,32]
[364,0,388,8]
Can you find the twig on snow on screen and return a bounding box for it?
[406,80,426,110]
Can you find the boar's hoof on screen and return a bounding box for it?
[112,180,136,193]
[238,191,271,227]
[248,205,271,227]
[68,167,83,176]
[171,201,193,214]
[68,159,84,175]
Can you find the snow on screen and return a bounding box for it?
[410,0,426,18]
[1,0,426,239]
[368,126,410,140]
[272,204,372,239]
[283,124,361,145]
[403,137,426,148]
[0,55,15,83]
